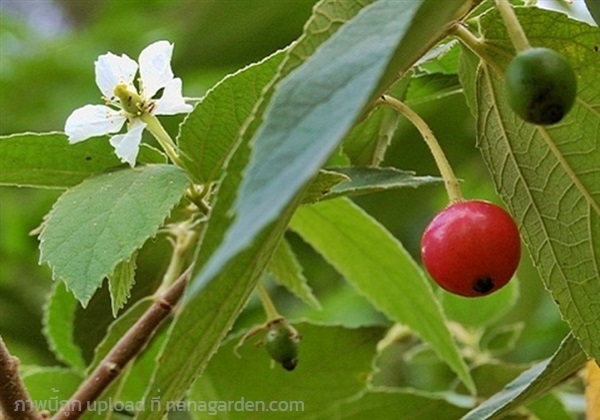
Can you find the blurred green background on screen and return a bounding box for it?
[0,0,577,378]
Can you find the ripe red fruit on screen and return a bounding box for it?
[421,200,521,297]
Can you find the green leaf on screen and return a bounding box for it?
[42,281,86,372]
[440,279,518,327]
[324,166,441,200]
[480,322,525,356]
[267,239,321,310]
[20,366,83,414]
[190,323,385,419]
[406,73,463,106]
[107,252,137,317]
[0,132,120,189]
[177,51,285,184]
[459,8,600,359]
[526,393,571,420]
[462,334,587,420]
[139,55,290,419]
[89,297,154,373]
[325,388,469,419]
[141,2,407,413]
[39,165,190,306]
[302,169,350,204]
[189,0,477,301]
[84,296,167,417]
[289,198,475,393]
[342,76,410,166]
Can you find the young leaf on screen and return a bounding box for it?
[43,282,86,372]
[267,239,321,310]
[107,252,137,317]
[39,165,189,306]
[322,166,440,201]
[289,197,475,394]
[302,169,350,204]
[190,324,385,418]
[459,8,600,359]
[462,333,587,419]
[0,132,120,189]
[187,0,478,301]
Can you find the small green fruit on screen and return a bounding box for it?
[504,47,577,125]
[264,321,300,371]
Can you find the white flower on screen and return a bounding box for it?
[65,40,192,166]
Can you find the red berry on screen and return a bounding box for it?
[420,200,521,297]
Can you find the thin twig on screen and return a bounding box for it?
[0,337,43,419]
[53,267,192,420]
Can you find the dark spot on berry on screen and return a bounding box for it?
[85,156,92,161]
[473,277,495,294]
[594,45,599,53]
[281,358,298,371]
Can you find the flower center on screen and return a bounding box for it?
[113,83,146,116]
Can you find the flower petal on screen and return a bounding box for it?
[65,104,127,143]
[109,119,146,166]
[152,78,193,115]
[95,52,138,100]
[139,40,175,99]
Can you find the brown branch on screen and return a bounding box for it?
[0,336,44,419]
[53,267,192,420]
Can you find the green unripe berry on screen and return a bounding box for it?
[264,321,300,371]
[504,48,577,125]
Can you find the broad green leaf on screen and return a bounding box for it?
[323,166,441,200]
[459,8,600,359]
[177,52,285,184]
[462,334,587,420]
[107,252,137,317]
[139,55,290,419]
[324,388,469,419]
[42,281,86,372]
[267,239,321,310]
[190,323,385,419]
[188,0,478,301]
[141,2,402,414]
[39,165,190,306]
[289,198,475,393]
[440,279,518,327]
[20,366,83,414]
[0,132,120,188]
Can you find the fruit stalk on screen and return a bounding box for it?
[379,95,463,204]
[494,0,531,53]
[256,281,281,321]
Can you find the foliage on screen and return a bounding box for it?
[0,0,598,419]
